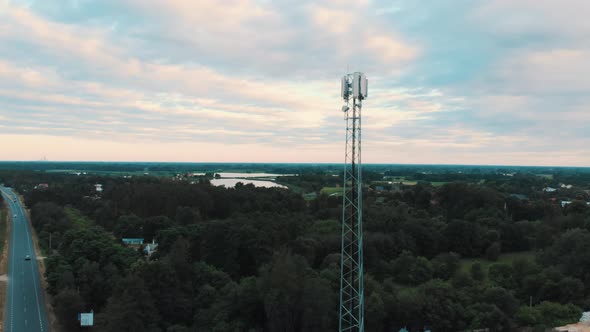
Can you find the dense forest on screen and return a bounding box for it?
[1,165,590,331]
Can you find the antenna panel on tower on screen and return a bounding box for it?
[361,76,368,99]
[352,72,367,99]
[341,76,349,99]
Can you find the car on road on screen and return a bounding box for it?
[25,255,31,261]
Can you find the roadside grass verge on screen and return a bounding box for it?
[0,200,11,328]
[0,207,6,255]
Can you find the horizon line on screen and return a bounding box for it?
[0,160,589,169]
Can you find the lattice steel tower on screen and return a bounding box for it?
[339,72,367,332]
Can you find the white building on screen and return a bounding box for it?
[144,239,158,256]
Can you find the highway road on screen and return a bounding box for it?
[0,186,49,332]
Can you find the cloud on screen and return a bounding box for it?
[473,0,590,42]
[309,5,355,35]
[487,49,590,95]
[0,1,588,165]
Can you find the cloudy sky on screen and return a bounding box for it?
[0,0,589,165]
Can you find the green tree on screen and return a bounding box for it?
[482,287,518,316]
[300,276,336,332]
[257,250,308,332]
[489,263,515,289]
[96,274,161,332]
[470,262,485,282]
[432,252,460,280]
[539,229,590,285]
[567,200,588,215]
[175,206,200,225]
[444,220,484,257]
[515,301,582,327]
[365,291,385,332]
[391,251,433,285]
[54,288,85,332]
[485,242,501,261]
[113,214,143,238]
[469,303,512,332]
[143,215,173,241]
[418,280,466,331]
[514,305,541,327]
[451,271,474,288]
[557,277,584,303]
[396,288,424,330]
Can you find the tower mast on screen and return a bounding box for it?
[339,72,367,332]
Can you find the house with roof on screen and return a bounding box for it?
[122,238,144,246]
[144,239,159,256]
[561,201,572,208]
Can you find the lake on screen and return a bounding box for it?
[215,172,295,179]
[210,178,287,188]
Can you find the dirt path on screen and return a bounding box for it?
[556,323,590,332]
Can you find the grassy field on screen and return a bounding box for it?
[536,174,554,180]
[459,251,536,281]
[274,181,304,194]
[302,192,318,201]
[320,187,344,196]
[64,207,92,229]
[430,181,448,187]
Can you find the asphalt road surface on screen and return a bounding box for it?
[1,187,50,332]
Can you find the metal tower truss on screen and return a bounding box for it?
[339,72,367,332]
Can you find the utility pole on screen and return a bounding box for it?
[339,72,368,332]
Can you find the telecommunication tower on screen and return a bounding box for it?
[339,72,367,332]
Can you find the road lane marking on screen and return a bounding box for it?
[6,190,16,332]
[2,188,46,332]
[23,205,46,332]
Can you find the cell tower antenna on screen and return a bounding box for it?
[339,72,368,332]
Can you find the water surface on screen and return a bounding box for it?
[211,178,287,188]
